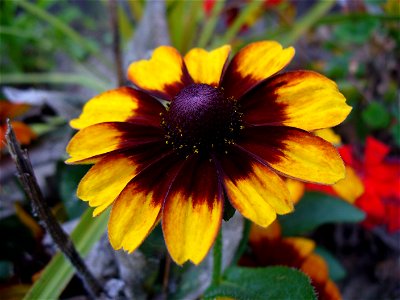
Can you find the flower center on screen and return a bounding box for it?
[162,83,242,156]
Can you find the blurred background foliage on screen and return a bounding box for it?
[0,0,399,299]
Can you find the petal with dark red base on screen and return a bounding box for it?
[220,146,292,227]
[108,153,184,253]
[241,71,351,131]
[127,46,193,101]
[221,41,294,100]
[77,143,171,216]
[66,122,164,163]
[239,126,345,184]
[70,87,164,129]
[162,156,223,265]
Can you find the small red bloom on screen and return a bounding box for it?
[340,137,400,232]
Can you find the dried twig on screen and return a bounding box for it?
[5,120,105,299]
[109,0,124,87]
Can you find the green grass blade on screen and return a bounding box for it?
[214,0,264,47]
[23,208,109,300]
[279,0,336,46]
[197,0,226,48]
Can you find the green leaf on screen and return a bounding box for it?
[204,266,316,300]
[279,192,365,236]
[362,102,391,129]
[315,247,346,281]
[24,208,109,300]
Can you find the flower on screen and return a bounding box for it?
[240,221,342,300]
[340,137,400,232]
[0,101,36,151]
[66,41,351,264]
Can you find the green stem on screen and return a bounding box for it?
[1,73,109,92]
[279,0,336,46]
[215,0,264,47]
[15,0,112,69]
[211,228,223,286]
[232,218,251,265]
[197,0,226,48]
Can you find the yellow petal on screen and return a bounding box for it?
[70,87,164,129]
[314,128,342,146]
[127,46,192,100]
[332,166,364,204]
[108,154,181,252]
[284,237,316,260]
[285,178,305,204]
[108,184,162,253]
[77,154,139,216]
[300,254,329,286]
[184,45,231,86]
[242,71,351,131]
[240,126,345,184]
[221,146,293,227]
[222,41,295,99]
[163,157,222,265]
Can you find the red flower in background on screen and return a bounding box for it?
[340,137,400,232]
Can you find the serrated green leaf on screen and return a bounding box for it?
[315,247,346,281]
[362,102,391,129]
[23,208,109,300]
[204,266,316,300]
[279,192,365,236]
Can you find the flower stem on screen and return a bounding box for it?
[211,228,223,286]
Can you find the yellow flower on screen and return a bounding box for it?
[242,221,342,300]
[66,41,351,265]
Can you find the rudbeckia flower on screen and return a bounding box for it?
[66,41,351,264]
[240,221,342,300]
[0,101,36,151]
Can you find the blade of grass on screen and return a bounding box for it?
[213,0,264,47]
[0,73,109,92]
[168,0,186,52]
[0,26,37,39]
[181,0,202,53]
[197,0,226,48]
[15,0,112,69]
[128,0,143,21]
[279,0,336,46]
[23,208,109,300]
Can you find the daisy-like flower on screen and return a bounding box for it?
[240,221,342,300]
[66,41,351,265]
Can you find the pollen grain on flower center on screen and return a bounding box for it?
[161,83,242,156]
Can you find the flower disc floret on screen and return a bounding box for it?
[162,83,242,156]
